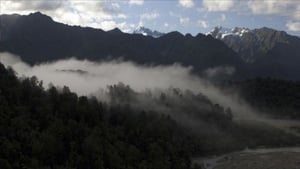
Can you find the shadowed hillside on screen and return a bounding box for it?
[0,12,245,78]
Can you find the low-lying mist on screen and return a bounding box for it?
[0,53,200,94]
[0,52,264,118]
[0,52,298,135]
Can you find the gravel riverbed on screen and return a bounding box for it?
[193,147,300,169]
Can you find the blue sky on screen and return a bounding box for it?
[1,0,300,36]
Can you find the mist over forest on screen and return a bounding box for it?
[0,52,264,122]
[1,50,300,168]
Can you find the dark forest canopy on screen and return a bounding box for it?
[222,78,300,119]
[1,62,300,169]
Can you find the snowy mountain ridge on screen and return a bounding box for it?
[133,26,165,38]
[207,26,250,39]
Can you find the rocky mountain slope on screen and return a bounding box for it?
[208,26,300,79]
[133,26,164,38]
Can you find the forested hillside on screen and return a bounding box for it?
[226,78,300,119]
[1,62,300,169]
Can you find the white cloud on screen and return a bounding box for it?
[0,0,128,32]
[0,52,271,125]
[140,11,160,20]
[0,53,199,95]
[180,17,190,25]
[178,0,194,8]
[201,0,300,32]
[200,0,300,21]
[128,0,144,6]
[286,21,300,31]
[116,14,127,19]
[197,20,208,28]
[0,1,63,13]
[99,20,118,31]
[202,0,235,11]
[294,6,300,20]
[247,0,300,21]
[111,3,120,9]
[247,0,293,15]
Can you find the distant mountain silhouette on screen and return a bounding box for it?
[2,12,300,80]
[0,12,245,79]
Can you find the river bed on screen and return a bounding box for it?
[192,147,300,169]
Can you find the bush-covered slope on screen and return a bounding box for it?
[1,62,299,169]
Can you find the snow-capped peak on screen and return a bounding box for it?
[207,26,250,39]
[133,26,164,38]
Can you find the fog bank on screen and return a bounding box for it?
[0,53,256,118]
[1,52,299,136]
[0,52,260,119]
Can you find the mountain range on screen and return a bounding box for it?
[0,12,244,78]
[208,26,300,79]
[1,12,300,80]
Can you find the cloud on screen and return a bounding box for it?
[0,1,63,13]
[111,3,121,9]
[202,0,235,11]
[246,1,300,32]
[0,0,129,31]
[204,66,235,78]
[294,6,300,20]
[0,53,243,132]
[180,17,190,25]
[128,0,144,6]
[98,20,118,31]
[1,52,298,134]
[245,0,300,28]
[178,0,194,8]
[0,53,227,112]
[286,21,300,31]
[140,11,160,20]
[247,0,295,15]
[201,0,300,19]
[248,0,299,15]
[0,53,197,95]
[197,20,208,28]
[201,0,299,17]
[200,0,300,33]
[0,52,247,120]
